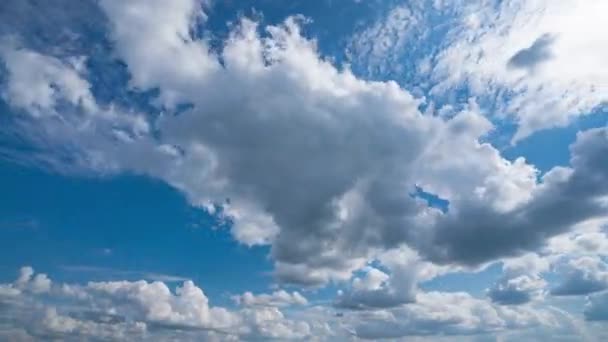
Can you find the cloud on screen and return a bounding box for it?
[0,266,579,341]
[348,0,608,142]
[421,127,608,266]
[507,33,557,71]
[551,257,608,296]
[1,0,607,291]
[430,0,608,141]
[487,254,548,305]
[350,291,560,339]
[233,290,308,307]
[334,265,416,310]
[0,40,96,115]
[584,290,608,321]
[0,267,319,341]
[334,247,445,310]
[488,275,546,305]
[2,1,608,339]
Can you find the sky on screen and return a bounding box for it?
[0,0,607,341]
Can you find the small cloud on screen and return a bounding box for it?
[60,265,189,283]
[508,33,557,71]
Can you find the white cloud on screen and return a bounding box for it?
[0,40,96,115]
[0,266,586,341]
[349,291,562,339]
[85,279,239,329]
[0,267,318,341]
[430,0,608,141]
[487,254,548,305]
[348,0,608,142]
[233,290,308,307]
[335,247,449,310]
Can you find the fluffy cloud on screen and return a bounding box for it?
[421,127,608,266]
[1,267,582,341]
[335,265,416,310]
[0,42,95,115]
[233,290,308,307]
[350,291,561,339]
[551,257,608,296]
[488,275,547,305]
[487,254,548,305]
[335,247,446,310]
[0,267,318,341]
[85,280,239,329]
[1,0,607,292]
[2,0,608,339]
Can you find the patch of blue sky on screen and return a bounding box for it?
[201,0,398,63]
[412,186,449,213]
[420,263,503,297]
[501,106,608,173]
[0,159,273,306]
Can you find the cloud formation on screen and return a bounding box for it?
[0,0,607,339]
[0,0,607,288]
[0,267,574,341]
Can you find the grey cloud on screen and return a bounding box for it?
[508,33,557,71]
[487,254,548,306]
[334,258,421,310]
[551,257,608,296]
[488,285,533,305]
[334,285,415,310]
[349,291,559,340]
[422,128,608,266]
[584,290,608,321]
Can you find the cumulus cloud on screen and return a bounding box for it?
[487,254,548,305]
[0,41,95,115]
[233,290,308,307]
[551,257,608,296]
[0,266,578,341]
[350,291,561,339]
[334,247,446,310]
[488,275,546,305]
[0,267,319,341]
[1,0,608,339]
[335,265,416,310]
[0,0,607,294]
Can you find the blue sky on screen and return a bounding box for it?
[1,0,608,340]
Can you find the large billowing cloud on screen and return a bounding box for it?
[1,0,608,339]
